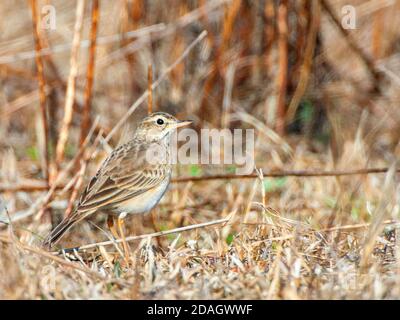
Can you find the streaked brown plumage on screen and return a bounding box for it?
[43,112,192,248]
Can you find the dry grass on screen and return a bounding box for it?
[1,0,400,299]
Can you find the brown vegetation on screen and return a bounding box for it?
[1,0,400,299]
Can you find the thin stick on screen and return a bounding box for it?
[105,30,207,143]
[147,64,153,114]
[2,167,400,193]
[80,0,99,145]
[171,167,400,183]
[60,217,229,252]
[56,0,85,166]
[29,0,49,184]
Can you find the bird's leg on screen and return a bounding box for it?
[107,215,119,239]
[118,212,130,262]
[150,209,162,247]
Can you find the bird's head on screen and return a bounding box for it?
[135,112,192,142]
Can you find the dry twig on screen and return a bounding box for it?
[2,167,400,193]
[80,0,99,145]
[56,0,86,166]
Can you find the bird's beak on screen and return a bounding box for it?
[175,120,193,128]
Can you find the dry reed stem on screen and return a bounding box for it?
[263,0,276,124]
[292,0,308,76]
[263,0,275,69]
[169,2,187,94]
[286,0,320,122]
[147,64,153,114]
[80,0,99,145]
[170,35,184,98]
[131,0,143,22]
[121,0,142,99]
[275,0,289,135]
[372,7,384,59]
[221,63,235,128]
[221,0,242,55]
[29,0,49,184]
[55,0,86,166]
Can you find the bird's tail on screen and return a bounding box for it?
[42,211,83,249]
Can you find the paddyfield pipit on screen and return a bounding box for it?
[43,112,192,248]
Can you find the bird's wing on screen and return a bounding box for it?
[42,140,169,248]
[76,142,169,212]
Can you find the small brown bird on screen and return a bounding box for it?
[43,112,192,248]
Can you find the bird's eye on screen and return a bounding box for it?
[156,118,164,125]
